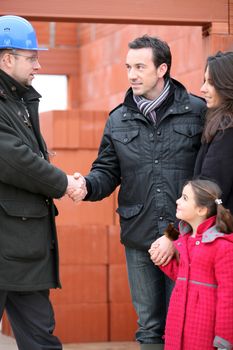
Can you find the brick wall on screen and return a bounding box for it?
[40,110,137,342]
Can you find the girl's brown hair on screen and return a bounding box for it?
[165,179,233,239]
[189,179,233,234]
[202,51,233,143]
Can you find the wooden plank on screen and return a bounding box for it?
[0,0,228,25]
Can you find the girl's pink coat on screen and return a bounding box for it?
[160,216,233,350]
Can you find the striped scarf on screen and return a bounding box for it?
[133,79,170,123]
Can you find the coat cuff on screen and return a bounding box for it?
[213,335,233,349]
[83,177,92,200]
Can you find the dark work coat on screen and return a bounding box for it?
[0,69,67,291]
[85,79,206,250]
[194,128,233,213]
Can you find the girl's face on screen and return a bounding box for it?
[200,66,222,108]
[176,184,207,224]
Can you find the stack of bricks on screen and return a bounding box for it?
[41,110,137,342]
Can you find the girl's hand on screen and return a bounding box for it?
[149,235,175,266]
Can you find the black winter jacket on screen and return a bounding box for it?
[194,128,233,213]
[0,69,67,291]
[85,79,206,250]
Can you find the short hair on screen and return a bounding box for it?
[0,49,8,59]
[128,35,172,79]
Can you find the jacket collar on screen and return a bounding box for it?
[179,216,233,243]
[0,69,41,102]
[123,78,191,115]
[120,78,193,126]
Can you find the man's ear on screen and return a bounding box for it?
[157,63,168,78]
[1,51,14,68]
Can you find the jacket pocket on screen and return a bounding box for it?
[112,129,139,144]
[170,124,202,168]
[116,204,143,219]
[173,124,202,137]
[0,200,49,261]
[112,129,141,171]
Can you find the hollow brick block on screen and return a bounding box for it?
[108,225,125,264]
[54,194,115,226]
[110,303,137,341]
[57,224,108,265]
[51,265,107,304]
[109,264,131,303]
[53,303,108,343]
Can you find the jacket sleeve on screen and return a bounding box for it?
[213,241,233,349]
[0,121,68,198]
[196,129,233,205]
[85,117,121,201]
[159,253,179,281]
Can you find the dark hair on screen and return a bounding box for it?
[128,35,172,79]
[189,179,233,233]
[202,51,233,143]
[165,178,233,239]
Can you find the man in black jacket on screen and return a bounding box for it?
[70,35,206,349]
[0,15,86,350]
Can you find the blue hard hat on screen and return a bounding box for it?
[0,15,47,50]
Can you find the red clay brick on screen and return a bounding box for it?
[57,225,108,265]
[55,23,78,47]
[54,303,108,343]
[54,194,115,226]
[109,264,131,302]
[1,313,13,336]
[108,225,125,264]
[32,21,50,47]
[51,265,107,304]
[110,303,137,341]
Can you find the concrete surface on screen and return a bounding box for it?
[0,333,139,350]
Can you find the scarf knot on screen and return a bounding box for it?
[133,80,170,123]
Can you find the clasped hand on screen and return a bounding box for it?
[66,173,87,202]
[148,235,175,266]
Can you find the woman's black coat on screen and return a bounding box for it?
[194,128,233,213]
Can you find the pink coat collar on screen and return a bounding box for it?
[178,216,233,243]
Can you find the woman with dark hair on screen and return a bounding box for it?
[149,179,233,350]
[194,51,233,213]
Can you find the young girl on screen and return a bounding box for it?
[149,179,233,350]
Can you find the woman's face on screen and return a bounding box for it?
[200,66,222,108]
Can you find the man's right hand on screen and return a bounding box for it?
[66,173,87,202]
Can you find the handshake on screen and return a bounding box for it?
[66,172,87,202]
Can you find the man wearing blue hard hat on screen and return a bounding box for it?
[0,15,86,350]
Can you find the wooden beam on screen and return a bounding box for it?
[0,0,228,25]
